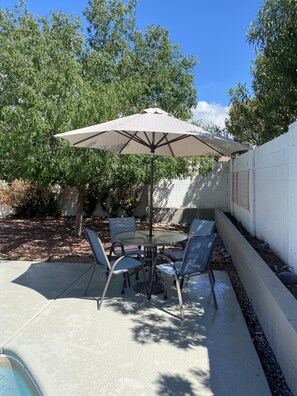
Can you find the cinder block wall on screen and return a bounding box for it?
[254,133,290,263]
[153,161,229,214]
[230,121,297,272]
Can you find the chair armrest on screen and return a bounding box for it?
[160,239,187,254]
[110,255,144,272]
[180,239,188,250]
[153,253,178,274]
[108,241,125,259]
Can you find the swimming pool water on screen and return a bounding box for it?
[0,355,40,396]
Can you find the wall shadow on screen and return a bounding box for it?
[182,163,228,209]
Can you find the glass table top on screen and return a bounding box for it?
[115,229,187,247]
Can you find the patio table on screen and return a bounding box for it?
[115,229,187,295]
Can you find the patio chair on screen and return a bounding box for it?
[108,217,144,259]
[84,227,146,310]
[160,219,216,261]
[152,234,218,320]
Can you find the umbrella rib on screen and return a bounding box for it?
[163,134,175,157]
[119,130,152,148]
[72,130,108,146]
[73,129,152,150]
[156,134,226,156]
[143,131,155,151]
[117,131,150,152]
[71,128,226,156]
[143,131,151,145]
[155,134,168,146]
[192,136,225,155]
[156,134,190,148]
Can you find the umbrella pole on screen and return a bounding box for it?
[149,153,154,237]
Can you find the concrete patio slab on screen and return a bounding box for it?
[0,260,92,346]
[0,260,271,396]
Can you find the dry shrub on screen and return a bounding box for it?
[0,180,61,217]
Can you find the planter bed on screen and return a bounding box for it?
[215,209,297,396]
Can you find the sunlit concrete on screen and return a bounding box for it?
[0,260,271,396]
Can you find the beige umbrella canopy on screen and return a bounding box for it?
[55,106,249,235]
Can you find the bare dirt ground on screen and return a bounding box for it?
[0,216,293,395]
[0,217,188,263]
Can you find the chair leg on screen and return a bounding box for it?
[210,268,216,283]
[127,273,131,287]
[208,269,218,309]
[135,256,141,280]
[175,275,185,320]
[140,266,149,299]
[121,272,129,294]
[180,277,185,290]
[162,281,167,300]
[97,270,113,310]
[84,263,96,296]
[148,264,156,300]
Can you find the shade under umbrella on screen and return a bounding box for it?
[55,106,249,235]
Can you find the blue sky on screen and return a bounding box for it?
[3,0,265,126]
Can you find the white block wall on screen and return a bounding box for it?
[231,121,297,272]
[255,133,289,262]
[153,162,229,211]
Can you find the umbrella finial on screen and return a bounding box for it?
[141,104,167,115]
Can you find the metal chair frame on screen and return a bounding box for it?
[108,217,144,259]
[161,219,216,261]
[152,234,218,320]
[84,227,146,310]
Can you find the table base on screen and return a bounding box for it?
[134,280,165,295]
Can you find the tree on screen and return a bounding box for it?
[226,0,297,145]
[0,2,119,236]
[0,0,200,236]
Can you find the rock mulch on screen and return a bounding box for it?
[224,212,297,300]
[0,216,294,395]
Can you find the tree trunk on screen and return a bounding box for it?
[74,186,86,237]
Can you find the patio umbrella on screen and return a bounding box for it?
[55,106,248,236]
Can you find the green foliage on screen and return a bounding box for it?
[226,83,266,145]
[99,185,143,217]
[0,1,118,189]
[227,0,297,145]
[0,0,201,228]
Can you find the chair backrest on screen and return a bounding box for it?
[188,219,216,237]
[109,217,137,242]
[84,227,110,269]
[180,234,216,277]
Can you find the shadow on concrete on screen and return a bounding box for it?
[12,262,92,300]
[155,373,199,396]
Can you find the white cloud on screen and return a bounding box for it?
[191,101,229,129]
